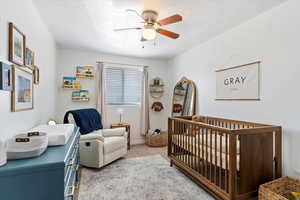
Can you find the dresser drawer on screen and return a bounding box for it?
[64,140,79,184]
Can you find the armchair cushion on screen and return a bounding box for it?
[102,128,126,137]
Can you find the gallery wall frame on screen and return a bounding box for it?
[215,61,261,101]
[11,65,34,112]
[33,65,39,84]
[8,22,26,66]
[25,48,35,69]
[0,62,12,91]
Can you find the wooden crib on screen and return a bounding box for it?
[168,116,282,200]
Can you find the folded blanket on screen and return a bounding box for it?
[64,108,103,135]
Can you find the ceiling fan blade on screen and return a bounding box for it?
[114,27,142,32]
[156,28,180,39]
[157,14,182,26]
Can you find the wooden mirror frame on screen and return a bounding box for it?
[171,76,196,117]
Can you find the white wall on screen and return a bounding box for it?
[56,47,171,144]
[168,0,300,178]
[0,0,57,141]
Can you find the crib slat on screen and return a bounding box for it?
[225,133,228,192]
[219,132,223,188]
[210,129,213,181]
[205,128,208,178]
[214,131,217,184]
[202,127,205,175]
[182,121,185,163]
[198,125,201,173]
[193,124,196,170]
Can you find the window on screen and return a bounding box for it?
[105,67,143,105]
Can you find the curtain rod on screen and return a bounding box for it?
[97,61,148,68]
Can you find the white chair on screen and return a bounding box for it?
[67,114,128,168]
[79,128,128,168]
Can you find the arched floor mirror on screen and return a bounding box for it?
[171,77,196,117]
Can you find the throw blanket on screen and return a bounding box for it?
[63,109,103,135]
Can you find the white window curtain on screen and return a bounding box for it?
[96,62,108,128]
[140,67,150,135]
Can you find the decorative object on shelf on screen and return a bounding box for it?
[146,130,167,147]
[150,77,164,99]
[171,77,196,116]
[151,102,164,112]
[0,139,7,167]
[259,176,300,200]
[11,65,34,112]
[111,123,131,150]
[62,76,81,89]
[117,108,124,124]
[47,119,57,126]
[76,65,94,78]
[216,61,261,100]
[0,62,12,91]
[33,66,39,84]
[172,103,183,113]
[8,22,26,66]
[72,90,90,102]
[25,48,34,69]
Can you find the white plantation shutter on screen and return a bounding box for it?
[105,67,143,105]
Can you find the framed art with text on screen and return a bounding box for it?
[216,61,260,100]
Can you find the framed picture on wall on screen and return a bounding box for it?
[33,66,39,84]
[25,48,35,69]
[215,61,260,100]
[0,62,12,91]
[8,22,26,66]
[11,65,34,112]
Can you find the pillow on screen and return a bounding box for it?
[102,128,126,137]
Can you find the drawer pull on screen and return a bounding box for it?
[65,186,75,198]
[67,158,75,167]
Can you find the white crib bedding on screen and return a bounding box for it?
[172,135,240,170]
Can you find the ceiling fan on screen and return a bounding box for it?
[114,9,182,41]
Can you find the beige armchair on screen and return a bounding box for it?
[79,128,128,168]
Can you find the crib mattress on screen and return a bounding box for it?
[172,135,240,170]
[29,124,74,146]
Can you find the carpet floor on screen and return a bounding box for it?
[78,155,214,200]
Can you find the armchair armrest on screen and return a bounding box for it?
[80,131,104,142]
[102,128,126,137]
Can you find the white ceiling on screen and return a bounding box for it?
[33,0,286,59]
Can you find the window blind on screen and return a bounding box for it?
[105,67,143,105]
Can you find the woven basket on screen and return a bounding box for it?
[259,177,300,200]
[146,132,168,147]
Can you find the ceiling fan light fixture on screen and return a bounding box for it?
[142,26,156,40]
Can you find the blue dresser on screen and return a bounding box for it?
[0,127,80,200]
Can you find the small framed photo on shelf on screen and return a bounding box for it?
[25,48,35,69]
[76,66,94,78]
[0,62,12,91]
[8,22,26,66]
[33,66,39,84]
[62,76,81,89]
[11,65,34,112]
[72,90,90,102]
